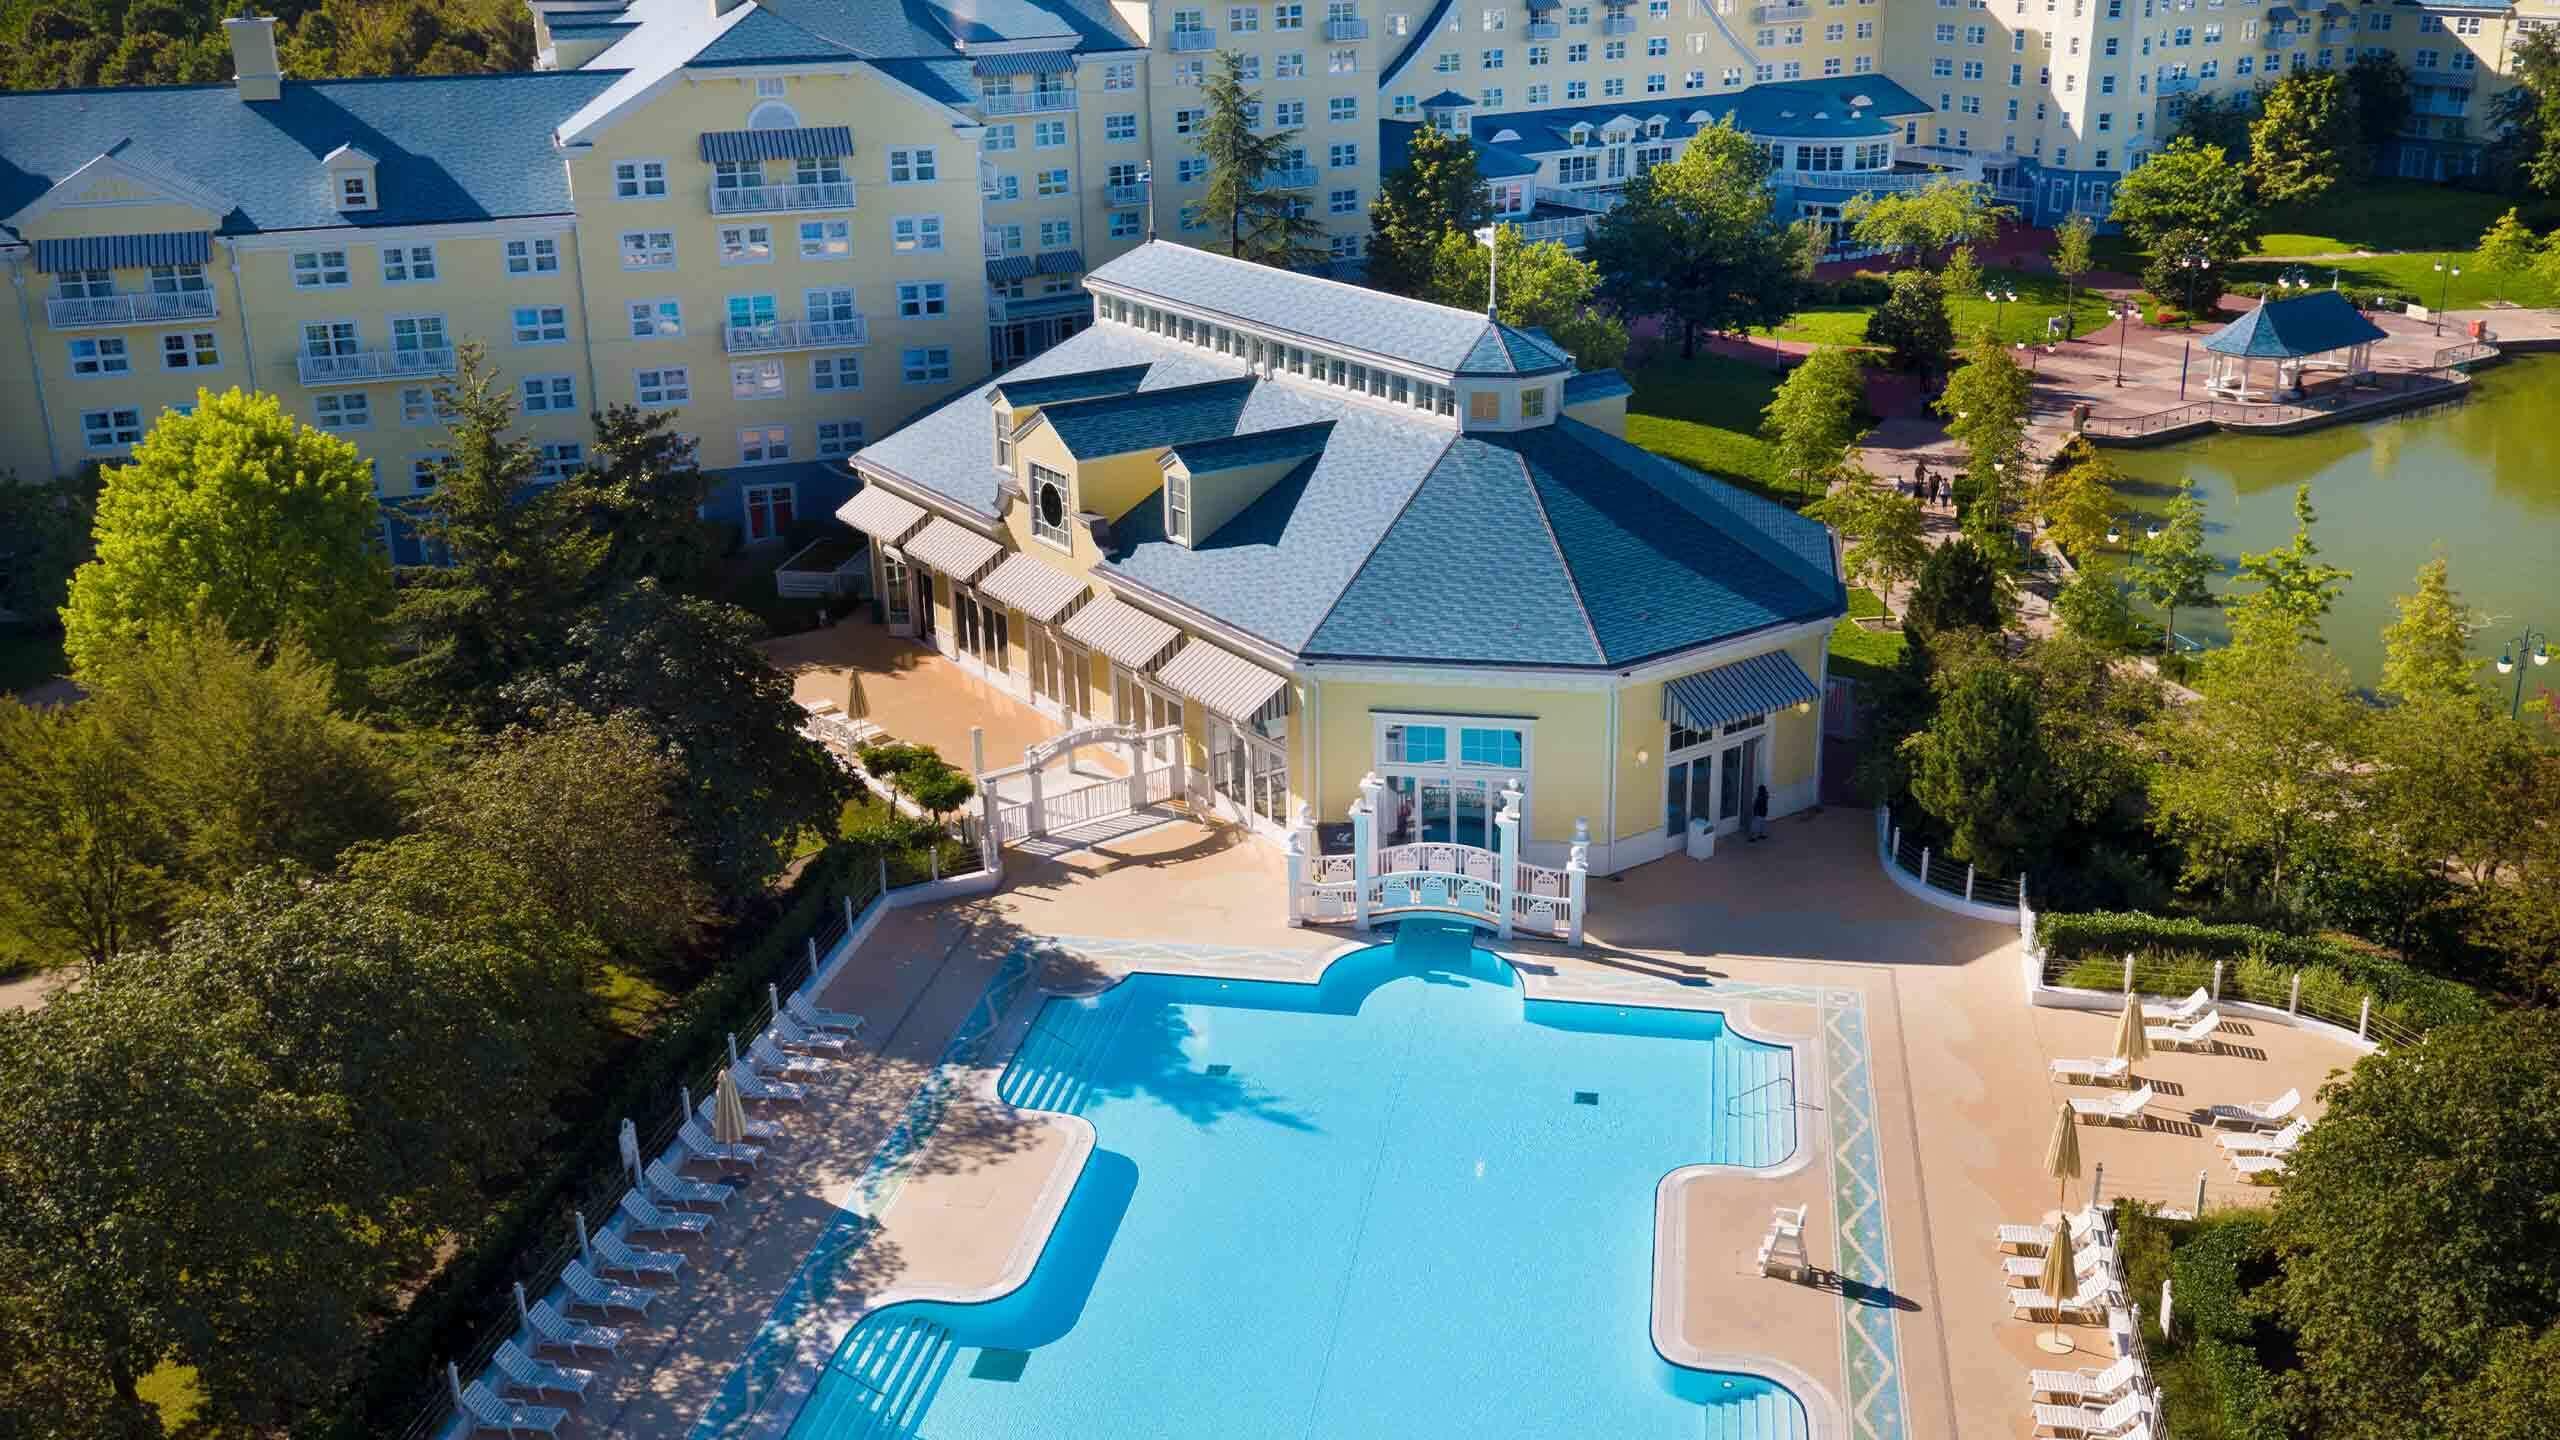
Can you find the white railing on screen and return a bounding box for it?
[1874,805,2024,924]
[1509,215,1598,247]
[1105,182,1149,206]
[1789,168,1956,194]
[1263,165,1318,188]
[1325,16,1369,38]
[1288,774,1586,945]
[723,316,869,354]
[1526,19,1560,36]
[1532,182,1628,212]
[1601,13,1636,33]
[979,722,1187,847]
[1142,761,1179,805]
[978,89,1076,115]
[1169,26,1215,49]
[45,290,217,329]
[298,346,457,386]
[708,180,857,215]
[1894,144,1980,171]
[1752,1,1812,17]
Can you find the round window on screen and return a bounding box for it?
[1038,480,1067,530]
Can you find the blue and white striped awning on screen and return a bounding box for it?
[698,125,854,162]
[972,48,1077,76]
[34,230,211,273]
[1033,248,1085,275]
[986,255,1036,282]
[1662,650,1821,731]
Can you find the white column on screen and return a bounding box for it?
[1493,782,1523,940]
[1026,754,1046,839]
[1353,771,1383,932]
[1566,818,1591,949]
[1126,728,1149,811]
[1285,803,1314,928]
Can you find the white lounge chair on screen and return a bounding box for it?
[2028,1354,2147,1405]
[2004,1246,2118,1285]
[561,1260,658,1318]
[492,1340,596,1402]
[2049,1056,2133,1087]
[2069,1085,2155,1128]
[592,1229,685,1284]
[1997,1207,2105,1255]
[771,1010,852,1059]
[525,1298,621,1360]
[696,1093,784,1144]
[620,1188,714,1243]
[646,1155,736,1210]
[749,1033,833,1083]
[2230,1153,2289,1184]
[679,1116,764,1173]
[2145,1011,2222,1051]
[2217,1116,2308,1155]
[2005,1283,2119,1324]
[789,989,867,1037]
[459,1376,567,1438]
[730,1060,808,1107]
[2033,1391,2152,1438]
[2201,1088,2300,1131]
[2142,987,2213,1025]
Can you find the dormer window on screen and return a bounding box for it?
[340,174,371,208]
[1164,467,1192,544]
[323,143,378,212]
[1029,462,1073,549]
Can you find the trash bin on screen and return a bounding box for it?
[1686,818,1716,860]
[2468,318,2485,341]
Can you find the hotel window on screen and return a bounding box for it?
[1276,1,1303,25]
[795,154,846,188]
[1330,96,1360,122]
[799,220,852,260]
[521,374,576,413]
[400,387,443,425]
[1040,218,1074,248]
[393,315,448,360]
[1037,167,1070,196]
[1329,142,1359,167]
[1106,111,1138,140]
[720,225,775,263]
[81,408,144,451]
[505,238,560,275]
[738,425,790,464]
[1029,462,1073,548]
[314,392,370,431]
[55,268,113,300]
[1276,99,1305,126]
[732,360,785,400]
[1232,3,1260,28]
[813,355,860,392]
[612,159,669,198]
[1330,187,1360,213]
[302,321,358,362]
[742,481,795,541]
[67,336,130,377]
[898,282,949,318]
[621,231,677,268]
[902,347,953,384]
[1105,60,1136,88]
[411,457,446,492]
[291,250,350,288]
[629,299,682,338]
[160,330,219,370]
[382,244,437,283]
[986,123,1018,153]
[1035,120,1068,148]
[952,586,1010,672]
[816,420,865,457]
[1521,386,1547,418]
[635,367,690,405]
[892,215,944,252]
[1484,47,1505,66]
[1164,467,1191,542]
[537,443,584,481]
[1373,716,1528,849]
[512,306,568,344]
[887,147,938,183]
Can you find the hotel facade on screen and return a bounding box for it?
[3,0,2551,520]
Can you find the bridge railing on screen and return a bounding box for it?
[1286,774,1586,945]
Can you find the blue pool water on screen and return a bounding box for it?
[787,922,1810,1440]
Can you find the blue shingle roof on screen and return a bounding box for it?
[992,364,1153,408]
[1563,369,1634,405]
[1037,377,1258,459]
[1461,324,1575,377]
[1382,0,1462,86]
[1465,75,1935,155]
[2203,291,2389,359]
[0,72,620,237]
[1167,422,1336,474]
[1421,89,1476,108]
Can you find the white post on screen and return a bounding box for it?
[1353,772,1383,932]
[1025,755,1046,839]
[978,772,1004,874]
[2090,1160,2105,1209]
[2194,1169,2209,1217]
[929,839,940,883]
[1892,824,1902,860]
[842,893,854,933]
[806,937,819,976]
[1566,818,1591,949]
[970,725,985,778]
[2211,959,2224,1001]
[877,854,889,899]
[1126,730,1148,812]
[1964,864,1976,903]
[2288,972,2302,1015]
[1493,782,1523,940]
[1918,845,1930,887]
[1285,803,1314,928]
[2357,995,2371,1040]
[2123,952,2136,995]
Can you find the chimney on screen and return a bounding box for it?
[223,16,283,102]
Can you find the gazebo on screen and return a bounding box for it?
[2202,290,2390,402]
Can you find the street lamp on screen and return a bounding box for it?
[1986,284,2019,337]
[2111,301,2137,386]
[2181,253,2209,319]
[2495,626,2552,719]
[2014,339,2042,375]
[2433,259,2462,336]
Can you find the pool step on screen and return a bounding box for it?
[997,995,1125,1115]
[1699,1382,1811,1440]
[822,1313,957,1440]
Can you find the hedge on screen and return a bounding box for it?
[2167,1213,2289,1440]
[314,839,873,1440]
[2038,911,2487,1033]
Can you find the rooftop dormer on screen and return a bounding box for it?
[323,143,378,212]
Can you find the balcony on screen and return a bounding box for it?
[985,231,1011,258]
[1325,16,1368,38]
[298,347,457,387]
[1169,26,1214,49]
[723,316,870,355]
[2156,72,2198,95]
[1510,214,1598,248]
[1532,182,1628,211]
[990,291,1095,325]
[2264,30,2295,48]
[1601,13,1636,33]
[1788,167,1955,194]
[46,290,219,330]
[1106,181,1149,206]
[1526,19,1560,36]
[1752,2,1813,19]
[708,180,857,214]
[1262,165,1318,188]
[2413,90,2472,117]
[978,88,1076,115]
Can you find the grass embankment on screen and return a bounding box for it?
[1828,587,1906,692]
[1624,351,1796,500]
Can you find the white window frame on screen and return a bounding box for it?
[613,158,671,199]
[634,366,692,406]
[80,406,145,451]
[1370,710,1535,850]
[381,243,438,285]
[512,305,570,345]
[891,215,945,252]
[291,249,351,289]
[737,425,792,466]
[629,298,683,339]
[313,391,372,431]
[520,373,577,414]
[159,329,220,371]
[505,237,562,276]
[901,346,953,384]
[886,147,939,183]
[620,230,677,269]
[67,335,132,377]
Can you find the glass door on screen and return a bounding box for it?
[881,550,912,631]
[1714,735,1762,835]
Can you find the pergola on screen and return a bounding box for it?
[2202,290,2390,402]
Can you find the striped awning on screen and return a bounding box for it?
[1061,593,1181,670]
[986,255,1036,282]
[34,230,210,273]
[1158,641,1289,722]
[698,125,855,162]
[835,485,925,544]
[1033,248,1085,275]
[902,516,1004,583]
[978,552,1089,623]
[973,48,1077,76]
[1662,650,1821,732]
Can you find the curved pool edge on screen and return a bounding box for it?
[1651,1163,1848,1440]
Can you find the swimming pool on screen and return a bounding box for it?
[786,921,1811,1440]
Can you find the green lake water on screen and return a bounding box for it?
[2108,353,2560,689]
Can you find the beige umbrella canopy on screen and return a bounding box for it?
[2114,1000,2150,1068]
[2046,1100,2083,1220]
[2036,1206,2081,1355]
[713,1067,753,1148]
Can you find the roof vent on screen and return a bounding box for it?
[1849,93,1874,106]
[222,16,282,103]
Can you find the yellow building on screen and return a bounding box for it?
[847,241,1846,900]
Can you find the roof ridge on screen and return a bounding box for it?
[0,68,631,100]
[1502,437,1612,665]
[1037,372,1255,421]
[1302,425,1469,653]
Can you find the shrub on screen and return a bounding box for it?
[2037,911,2486,1031]
[2167,1212,2289,1440]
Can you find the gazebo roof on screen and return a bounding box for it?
[2203,290,2390,360]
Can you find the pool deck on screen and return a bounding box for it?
[600,809,2370,1440]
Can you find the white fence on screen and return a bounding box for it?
[977,722,1187,848]
[1874,804,2023,923]
[1290,772,1587,945]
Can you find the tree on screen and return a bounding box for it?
[2128,478,2219,656]
[62,388,390,687]
[1842,176,2008,264]
[0,467,98,640]
[1423,226,1629,368]
[2487,27,2560,196]
[1936,329,2033,548]
[2476,208,2541,304]
[2169,90,2259,161]
[2226,482,2350,650]
[1902,657,2053,874]
[2027,437,2125,563]
[2054,565,2143,653]
[1367,122,1489,296]
[575,404,714,587]
[1942,241,1982,336]
[1904,536,2010,654]
[2147,636,2366,903]
[1197,50,1325,266]
[2344,52,2413,154]
[2267,1011,2560,1440]
[1868,268,1956,372]
[2111,137,2259,301]
[1760,345,1868,492]
[2379,554,2481,704]
[2051,214,2096,330]
[2248,71,2360,205]
[0,699,167,969]
[1807,481,1928,600]
[1585,118,1809,356]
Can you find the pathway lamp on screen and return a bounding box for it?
[2110,301,2137,386]
[2496,626,2551,719]
[1986,285,2019,337]
[2433,259,2462,336]
[2181,254,2209,318]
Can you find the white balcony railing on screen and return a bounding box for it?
[1600,13,1636,33]
[1106,182,1149,206]
[1509,214,1598,248]
[2156,72,2199,95]
[1170,26,1214,49]
[985,231,1010,258]
[723,316,869,354]
[1531,182,1628,211]
[707,180,857,215]
[1787,167,1956,193]
[1263,165,1318,188]
[1752,2,1813,19]
[978,89,1076,115]
[1325,16,1369,38]
[45,290,218,329]
[297,347,458,387]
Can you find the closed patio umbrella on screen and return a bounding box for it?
[575,1210,595,1266]
[619,1117,642,1183]
[2036,1209,2080,1356]
[713,1067,753,1148]
[2046,1100,2083,1223]
[2113,999,2150,1069]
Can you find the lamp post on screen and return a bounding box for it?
[2495,626,2552,719]
[1986,284,2019,338]
[2111,301,2136,386]
[2433,258,2462,336]
[2181,253,2208,320]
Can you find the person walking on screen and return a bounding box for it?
[1748,784,1770,843]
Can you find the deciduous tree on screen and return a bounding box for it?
[2028,436,2124,564]
[1941,241,1982,336]
[1902,655,2053,874]
[2344,52,2413,153]
[2248,71,2360,205]
[1867,268,1955,372]
[2475,208,2541,304]
[1841,175,2008,264]
[2050,214,2096,329]
[0,699,167,969]
[2147,636,2366,903]
[1760,344,1868,492]
[1585,118,1809,355]
[1936,329,2033,548]
[1424,225,1629,368]
[2379,553,2481,703]
[2111,137,2259,299]
[1807,481,1928,601]
[1366,122,1489,296]
[2129,479,2219,656]
[2225,482,2350,650]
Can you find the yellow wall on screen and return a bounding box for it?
[1610,628,1829,846]
[1313,680,1611,847]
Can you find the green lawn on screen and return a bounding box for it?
[2278,249,2560,310]
[0,626,68,697]
[1623,351,1796,500]
[1828,588,1906,690]
[1749,305,1874,346]
[2251,180,2551,257]
[1747,268,2116,352]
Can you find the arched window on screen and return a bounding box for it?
[747,100,800,130]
